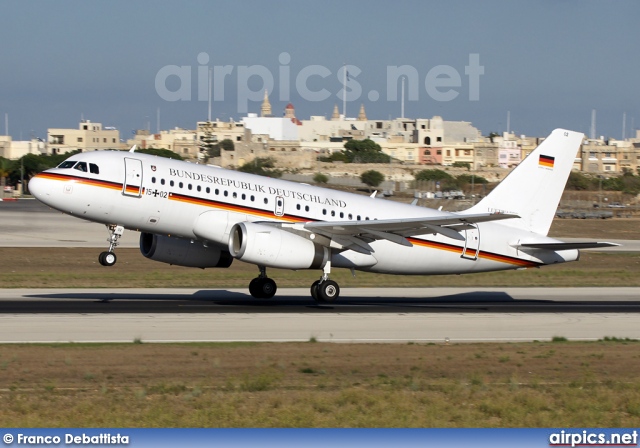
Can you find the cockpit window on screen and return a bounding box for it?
[74,162,88,172]
[58,161,77,169]
[89,163,99,174]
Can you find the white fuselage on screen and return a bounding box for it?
[29,150,578,276]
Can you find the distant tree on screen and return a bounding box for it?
[313,173,329,184]
[237,158,282,178]
[199,131,217,160]
[136,148,183,160]
[414,169,453,182]
[456,174,488,187]
[452,161,471,170]
[0,157,15,186]
[341,139,391,163]
[566,172,591,191]
[219,139,235,152]
[360,170,385,190]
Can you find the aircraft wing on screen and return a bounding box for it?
[301,213,519,254]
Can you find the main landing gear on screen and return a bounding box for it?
[248,266,278,299]
[247,262,342,302]
[98,224,124,267]
[310,260,340,302]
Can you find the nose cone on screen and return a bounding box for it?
[28,174,50,203]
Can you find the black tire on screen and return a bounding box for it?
[318,280,340,302]
[260,278,277,299]
[102,252,118,266]
[249,278,262,298]
[249,278,277,299]
[310,280,322,302]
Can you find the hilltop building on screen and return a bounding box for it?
[48,120,119,154]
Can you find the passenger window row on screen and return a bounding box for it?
[149,176,371,221]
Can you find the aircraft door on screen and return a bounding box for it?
[461,224,480,260]
[274,195,284,217]
[123,158,143,197]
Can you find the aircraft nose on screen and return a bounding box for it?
[28,174,50,202]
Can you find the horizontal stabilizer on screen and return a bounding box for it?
[517,242,620,251]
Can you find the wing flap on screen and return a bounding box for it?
[516,242,620,251]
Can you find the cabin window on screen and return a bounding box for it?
[305,205,309,212]
[179,182,183,188]
[89,163,99,174]
[357,215,361,220]
[151,177,156,183]
[197,185,201,192]
[161,179,165,185]
[188,184,192,190]
[241,193,246,200]
[250,195,255,201]
[331,211,336,217]
[170,180,174,187]
[215,189,219,195]
[232,192,237,199]
[224,190,228,197]
[322,209,327,215]
[206,187,210,194]
[296,204,301,210]
[348,213,353,220]
[340,212,344,218]
[264,198,268,204]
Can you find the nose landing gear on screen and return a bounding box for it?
[99,224,124,267]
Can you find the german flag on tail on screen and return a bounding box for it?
[539,154,555,168]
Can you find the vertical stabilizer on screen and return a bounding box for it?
[467,129,584,236]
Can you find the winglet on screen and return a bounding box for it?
[129,145,137,153]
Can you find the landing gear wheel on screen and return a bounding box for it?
[99,251,117,267]
[249,278,277,299]
[317,280,340,302]
[310,280,322,302]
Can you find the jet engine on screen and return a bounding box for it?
[140,232,233,268]
[228,222,328,270]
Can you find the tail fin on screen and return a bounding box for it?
[466,129,584,236]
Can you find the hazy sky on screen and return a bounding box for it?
[1,0,638,140]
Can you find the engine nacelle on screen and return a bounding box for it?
[228,222,328,270]
[140,233,233,268]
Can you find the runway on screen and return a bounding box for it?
[2,200,640,344]
[1,287,640,343]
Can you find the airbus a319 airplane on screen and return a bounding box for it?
[29,129,616,302]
